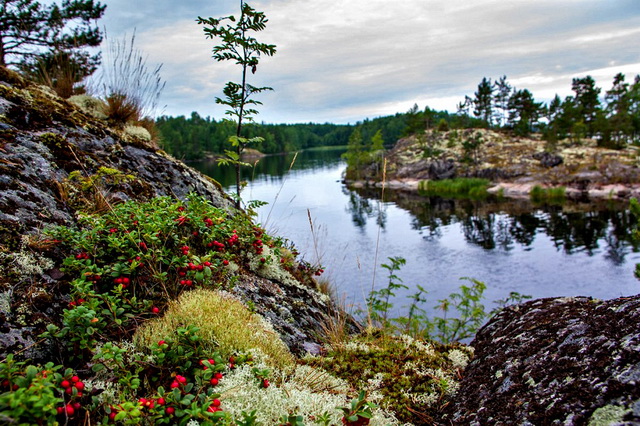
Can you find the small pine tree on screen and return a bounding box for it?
[342,127,367,180]
[198,1,276,206]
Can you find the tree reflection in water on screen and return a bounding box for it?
[347,186,637,265]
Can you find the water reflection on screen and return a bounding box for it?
[348,186,638,265]
[190,148,346,188]
[342,187,387,230]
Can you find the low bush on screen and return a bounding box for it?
[529,185,566,204]
[418,178,490,199]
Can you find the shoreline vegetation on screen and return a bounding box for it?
[2,2,640,419]
[344,128,640,203]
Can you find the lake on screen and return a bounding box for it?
[191,147,640,317]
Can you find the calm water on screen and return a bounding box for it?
[192,148,640,315]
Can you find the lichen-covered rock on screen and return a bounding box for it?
[533,151,564,168]
[0,67,338,360]
[448,296,640,425]
[369,129,640,200]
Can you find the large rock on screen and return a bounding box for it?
[449,296,640,425]
[533,151,564,168]
[0,67,336,360]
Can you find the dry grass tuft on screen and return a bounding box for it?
[319,295,359,350]
[133,288,295,369]
[105,93,140,125]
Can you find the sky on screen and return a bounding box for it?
[94,0,640,124]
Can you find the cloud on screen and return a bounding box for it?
[96,0,640,123]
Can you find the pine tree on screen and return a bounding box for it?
[571,75,602,137]
[493,75,512,128]
[343,127,366,180]
[507,89,542,136]
[473,77,494,127]
[1,0,105,81]
[370,129,384,152]
[605,73,632,147]
[198,1,276,206]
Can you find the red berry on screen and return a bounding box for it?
[177,375,187,384]
[166,406,175,415]
[74,381,84,391]
[214,372,223,379]
[109,411,117,421]
[211,398,221,407]
[61,380,70,388]
[210,378,219,386]
[262,379,270,388]
[151,306,160,314]
[122,277,130,285]
[56,406,64,415]
[71,376,80,383]
[72,402,81,410]
[65,404,75,416]
[170,381,179,388]
[223,260,229,266]
[157,397,165,406]
[65,386,73,394]
[158,340,166,346]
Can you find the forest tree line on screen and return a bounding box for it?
[456,73,640,148]
[157,72,640,160]
[155,108,478,160]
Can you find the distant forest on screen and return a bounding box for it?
[156,72,640,160]
[156,109,479,160]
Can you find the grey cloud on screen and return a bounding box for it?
[96,0,640,123]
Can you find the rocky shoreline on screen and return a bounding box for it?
[348,128,640,203]
[347,178,640,201]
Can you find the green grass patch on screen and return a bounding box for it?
[418,178,490,199]
[530,185,566,204]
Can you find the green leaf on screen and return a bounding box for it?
[92,363,105,373]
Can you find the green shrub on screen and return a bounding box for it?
[43,194,316,356]
[418,178,490,199]
[0,355,80,424]
[529,185,566,204]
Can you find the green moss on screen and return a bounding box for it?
[588,404,629,426]
[311,333,471,423]
[134,288,295,369]
[38,132,66,148]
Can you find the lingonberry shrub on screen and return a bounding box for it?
[44,194,309,354]
[0,355,88,424]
